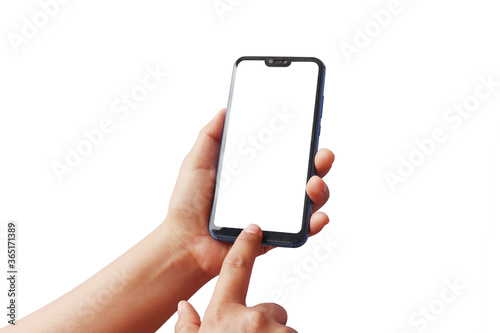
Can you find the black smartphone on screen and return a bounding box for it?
[209,56,326,247]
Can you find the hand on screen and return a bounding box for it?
[163,108,335,277]
[175,224,297,333]
[1,109,332,333]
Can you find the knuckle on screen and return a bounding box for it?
[212,306,230,322]
[224,255,249,271]
[244,309,266,332]
[203,307,229,329]
[198,124,210,138]
[272,302,286,313]
[261,302,288,323]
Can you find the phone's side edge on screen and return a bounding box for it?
[300,59,327,248]
[208,60,241,241]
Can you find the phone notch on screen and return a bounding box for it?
[265,57,292,67]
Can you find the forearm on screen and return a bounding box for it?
[1,222,211,333]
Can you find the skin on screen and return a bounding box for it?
[1,109,334,332]
[175,224,297,332]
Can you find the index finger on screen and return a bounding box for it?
[211,224,263,305]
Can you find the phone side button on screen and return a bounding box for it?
[319,125,321,136]
[320,95,324,118]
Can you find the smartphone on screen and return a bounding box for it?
[209,56,326,247]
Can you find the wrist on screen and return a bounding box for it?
[157,216,214,282]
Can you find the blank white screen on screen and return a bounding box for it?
[213,60,319,233]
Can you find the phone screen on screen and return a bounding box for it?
[211,57,324,241]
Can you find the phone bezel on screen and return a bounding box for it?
[208,56,326,248]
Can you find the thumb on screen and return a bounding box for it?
[168,109,226,214]
[183,108,226,171]
[175,301,201,333]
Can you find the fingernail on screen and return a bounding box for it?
[245,224,261,234]
[322,182,328,193]
[178,301,184,315]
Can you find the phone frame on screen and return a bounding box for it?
[209,56,326,247]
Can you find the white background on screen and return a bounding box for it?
[0,0,499,332]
